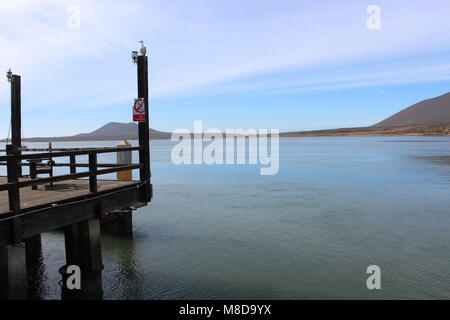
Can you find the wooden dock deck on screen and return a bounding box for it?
[0,177,137,214]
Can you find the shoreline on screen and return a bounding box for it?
[1,134,450,143]
[1,124,449,143]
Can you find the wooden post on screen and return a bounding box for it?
[89,153,97,193]
[137,55,152,202]
[0,244,27,300]
[70,155,77,174]
[29,161,37,190]
[78,219,103,276]
[116,140,132,181]
[10,75,22,177]
[118,210,133,236]
[48,141,54,187]
[6,144,20,213]
[64,224,81,266]
[78,218,103,300]
[61,220,103,300]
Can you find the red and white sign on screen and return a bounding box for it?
[133,98,146,122]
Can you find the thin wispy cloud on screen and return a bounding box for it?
[1,0,450,135]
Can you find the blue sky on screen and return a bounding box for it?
[1,0,450,137]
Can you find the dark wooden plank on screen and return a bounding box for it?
[0,177,139,213]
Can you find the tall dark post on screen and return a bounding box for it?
[10,75,22,177]
[6,144,20,213]
[137,55,152,202]
[1,143,26,299]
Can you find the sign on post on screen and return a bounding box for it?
[133,98,146,122]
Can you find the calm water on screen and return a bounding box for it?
[1,137,450,299]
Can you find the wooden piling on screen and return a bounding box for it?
[10,75,22,177]
[118,210,133,236]
[137,55,152,202]
[0,243,27,300]
[61,219,104,300]
[69,155,77,174]
[6,145,20,214]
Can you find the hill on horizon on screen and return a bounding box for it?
[73,122,170,140]
[12,122,171,142]
[5,91,450,141]
[374,92,450,127]
[281,91,450,136]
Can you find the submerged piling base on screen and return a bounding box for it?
[118,211,133,236]
[101,209,133,237]
[61,219,104,300]
[0,243,27,300]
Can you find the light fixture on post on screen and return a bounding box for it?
[6,68,12,82]
[131,51,138,64]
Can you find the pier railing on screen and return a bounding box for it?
[0,145,144,215]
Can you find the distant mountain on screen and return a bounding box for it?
[282,91,450,136]
[73,122,170,140]
[5,91,450,142]
[15,122,171,142]
[281,124,450,137]
[374,92,450,127]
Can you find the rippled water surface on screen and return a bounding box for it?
[1,137,449,299]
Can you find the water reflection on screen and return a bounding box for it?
[102,233,145,299]
[26,247,48,300]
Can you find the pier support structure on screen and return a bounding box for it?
[1,46,152,300]
[62,219,103,300]
[118,210,133,236]
[0,243,27,300]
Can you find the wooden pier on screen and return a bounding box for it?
[0,53,152,300]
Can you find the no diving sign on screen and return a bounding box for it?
[133,98,146,122]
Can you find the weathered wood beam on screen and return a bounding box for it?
[0,243,27,300]
[0,186,145,246]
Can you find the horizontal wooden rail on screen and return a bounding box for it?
[1,147,140,153]
[0,164,142,191]
[0,162,134,168]
[0,146,141,161]
[18,147,139,152]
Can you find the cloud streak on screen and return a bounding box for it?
[1,0,450,135]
